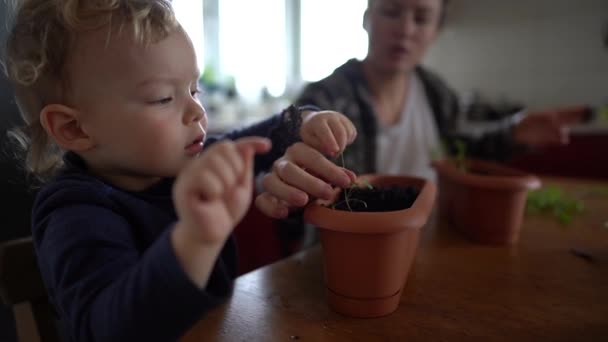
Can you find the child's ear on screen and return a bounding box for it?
[40,104,95,152]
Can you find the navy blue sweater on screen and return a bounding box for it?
[32,113,300,341]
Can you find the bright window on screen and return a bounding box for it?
[173,0,204,72]
[219,0,286,101]
[171,1,368,99]
[301,0,368,82]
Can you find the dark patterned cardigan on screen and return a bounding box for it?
[295,58,524,175]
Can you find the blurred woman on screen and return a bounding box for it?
[295,0,587,180]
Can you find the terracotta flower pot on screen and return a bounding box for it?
[303,175,436,318]
[431,159,541,244]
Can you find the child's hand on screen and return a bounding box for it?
[300,111,357,157]
[173,137,271,245]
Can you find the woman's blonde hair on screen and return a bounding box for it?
[4,0,178,181]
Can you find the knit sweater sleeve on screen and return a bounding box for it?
[296,82,336,111]
[33,183,232,342]
[205,105,319,175]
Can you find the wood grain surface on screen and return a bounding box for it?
[183,177,608,342]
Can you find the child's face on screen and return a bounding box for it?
[65,25,206,190]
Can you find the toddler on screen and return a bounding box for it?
[4,0,356,341]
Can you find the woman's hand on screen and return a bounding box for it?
[255,142,356,219]
[513,106,589,147]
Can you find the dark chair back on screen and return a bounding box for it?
[0,237,61,342]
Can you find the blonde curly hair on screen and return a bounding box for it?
[4,0,178,180]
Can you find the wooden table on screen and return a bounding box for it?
[183,177,608,341]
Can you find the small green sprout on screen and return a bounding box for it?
[332,151,373,211]
[526,186,585,225]
[598,105,608,123]
[430,143,446,161]
[359,179,374,190]
[454,140,467,172]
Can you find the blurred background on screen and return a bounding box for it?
[165,0,608,131]
[3,0,607,133]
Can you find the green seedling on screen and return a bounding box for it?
[598,105,608,123]
[332,182,370,211]
[430,143,446,161]
[454,140,467,171]
[331,152,374,211]
[526,186,585,225]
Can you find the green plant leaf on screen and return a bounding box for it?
[526,186,585,225]
[454,139,467,172]
[334,149,380,211]
[598,105,608,123]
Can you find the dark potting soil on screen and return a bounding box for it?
[331,186,419,212]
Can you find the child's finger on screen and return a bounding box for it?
[188,141,245,200]
[192,167,225,200]
[305,122,340,156]
[234,137,272,185]
[319,122,341,155]
[234,136,272,154]
[234,146,256,187]
[191,152,241,200]
[342,117,357,144]
[300,128,321,154]
[327,119,348,152]
[208,150,241,188]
